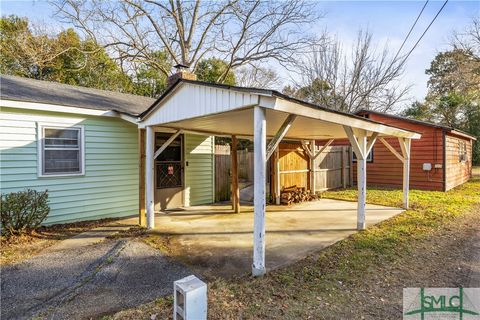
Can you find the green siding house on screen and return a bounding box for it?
[0,75,215,225]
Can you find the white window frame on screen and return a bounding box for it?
[352,149,374,163]
[37,123,85,177]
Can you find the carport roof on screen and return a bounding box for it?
[139,79,421,140]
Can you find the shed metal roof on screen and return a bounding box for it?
[356,109,477,140]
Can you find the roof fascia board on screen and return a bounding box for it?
[0,99,138,124]
[449,130,477,141]
[355,109,450,130]
[139,80,183,120]
[358,109,476,141]
[270,97,421,139]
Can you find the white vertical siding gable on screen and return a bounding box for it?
[142,83,259,127]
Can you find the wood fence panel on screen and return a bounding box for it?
[238,149,254,181]
[278,143,352,192]
[214,146,254,201]
[279,143,310,189]
[215,143,352,201]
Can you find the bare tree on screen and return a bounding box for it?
[452,16,480,57]
[51,0,319,82]
[286,30,410,113]
[235,64,281,89]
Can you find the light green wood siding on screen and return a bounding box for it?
[0,107,139,225]
[184,134,214,206]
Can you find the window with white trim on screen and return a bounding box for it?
[39,125,84,176]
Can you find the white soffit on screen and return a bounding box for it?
[151,108,412,140]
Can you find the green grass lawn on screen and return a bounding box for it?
[473,166,480,176]
[113,177,480,319]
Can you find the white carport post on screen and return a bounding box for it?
[146,126,155,229]
[344,127,377,230]
[252,106,267,277]
[399,138,411,209]
[354,130,367,231]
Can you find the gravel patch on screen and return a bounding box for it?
[1,239,193,320]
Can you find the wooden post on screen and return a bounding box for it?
[349,147,354,186]
[139,129,146,226]
[275,147,281,205]
[146,126,155,229]
[310,140,316,195]
[231,135,240,213]
[341,146,347,189]
[252,106,266,277]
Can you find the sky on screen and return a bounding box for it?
[1,0,479,108]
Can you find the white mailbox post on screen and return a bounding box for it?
[174,275,207,320]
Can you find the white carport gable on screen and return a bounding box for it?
[140,80,420,141]
[140,82,260,128]
[139,79,421,277]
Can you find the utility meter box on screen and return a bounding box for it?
[174,275,207,320]
[434,163,443,169]
[422,163,432,171]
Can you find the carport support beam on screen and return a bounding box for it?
[275,147,281,205]
[231,135,240,213]
[356,136,367,231]
[344,127,368,231]
[399,138,411,209]
[252,106,267,277]
[310,140,316,195]
[146,126,155,229]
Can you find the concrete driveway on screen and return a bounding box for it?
[150,199,403,277]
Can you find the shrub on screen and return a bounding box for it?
[0,189,50,237]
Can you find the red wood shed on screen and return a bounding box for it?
[329,110,476,191]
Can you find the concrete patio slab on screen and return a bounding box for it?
[149,199,403,277]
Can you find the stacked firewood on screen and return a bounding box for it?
[280,185,319,205]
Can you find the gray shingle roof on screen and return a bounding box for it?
[0,75,155,116]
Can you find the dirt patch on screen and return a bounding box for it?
[1,218,120,265]
[107,226,148,240]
